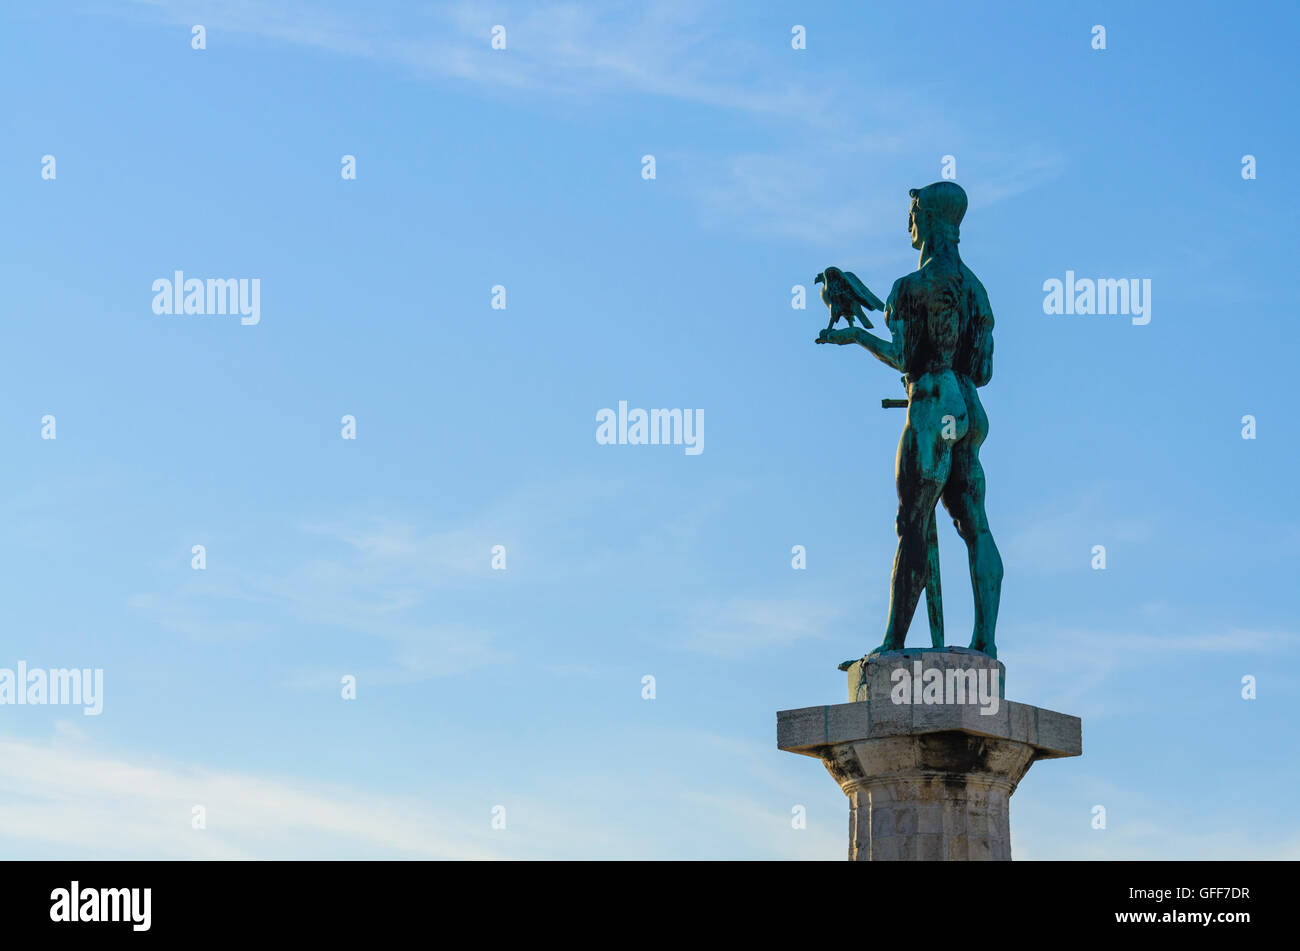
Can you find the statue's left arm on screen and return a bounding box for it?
[965,272,995,387]
[816,278,905,371]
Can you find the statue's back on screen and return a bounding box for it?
[897,260,964,381]
[955,264,995,387]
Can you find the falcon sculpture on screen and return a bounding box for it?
[814,266,885,331]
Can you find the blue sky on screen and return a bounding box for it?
[0,0,1295,859]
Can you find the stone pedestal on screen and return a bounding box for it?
[777,648,1081,861]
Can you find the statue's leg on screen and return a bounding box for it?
[878,420,951,653]
[942,444,1002,657]
[924,511,943,648]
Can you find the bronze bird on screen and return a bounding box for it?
[815,266,885,331]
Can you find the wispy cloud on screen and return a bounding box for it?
[1004,622,1298,715]
[1014,775,1300,861]
[129,516,513,682]
[0,731,500,859]
[127,0,829,117]
[0,726,848,859]
[685,595,841,656]
[124,474,710,682]
[121,1,1064,246]
[1003,485,1155,576]
[684,141,1067,249]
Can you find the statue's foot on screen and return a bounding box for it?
[969,639,997,659]
[869,638,905,655]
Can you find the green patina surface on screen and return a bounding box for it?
[817,182,1003,661]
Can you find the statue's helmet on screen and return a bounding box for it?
[909,181,967,241]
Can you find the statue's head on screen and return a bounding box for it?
[908,181,967,250]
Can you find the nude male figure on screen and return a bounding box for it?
[817,182,1003,657]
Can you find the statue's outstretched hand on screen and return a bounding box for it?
[816,328,859,345]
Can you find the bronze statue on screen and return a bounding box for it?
[817,182,1003,658]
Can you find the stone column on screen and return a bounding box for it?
[777,648,1081,861]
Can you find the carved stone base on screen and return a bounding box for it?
[777,649,1081,861]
